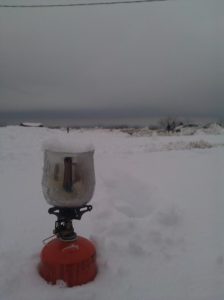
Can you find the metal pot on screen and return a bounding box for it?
[42,149,95,208]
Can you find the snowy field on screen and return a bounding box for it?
[0,125,224,300]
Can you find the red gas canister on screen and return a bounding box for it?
[39,236,97,287]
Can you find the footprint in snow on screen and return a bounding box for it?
[104,172,157,218]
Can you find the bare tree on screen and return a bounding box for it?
[159,117,177,132]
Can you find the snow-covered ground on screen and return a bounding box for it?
[0,126,224,300]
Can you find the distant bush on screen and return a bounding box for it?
[188,140,212,149]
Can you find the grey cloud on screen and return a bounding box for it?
[0,0,224,119]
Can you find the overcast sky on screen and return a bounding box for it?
[0,0,223,120]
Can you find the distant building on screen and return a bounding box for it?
[20,122,43,128]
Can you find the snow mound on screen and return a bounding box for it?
[199,123,224,135]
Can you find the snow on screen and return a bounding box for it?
[43,137,94,153]
[0,125,224,300]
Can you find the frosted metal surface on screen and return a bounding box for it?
[42,149,95,207]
